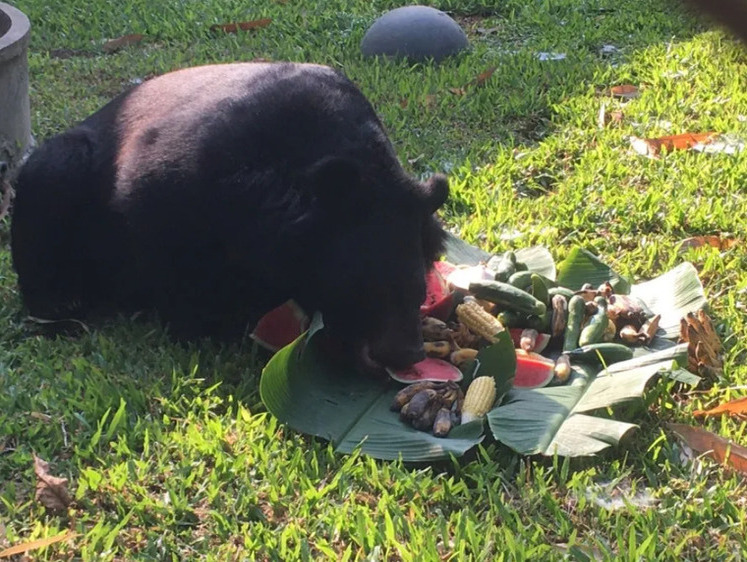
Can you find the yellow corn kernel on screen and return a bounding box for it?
[461,376,496,423]
[456,297,504,344]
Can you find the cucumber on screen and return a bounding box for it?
[486,251,517,282]
[469,280,547,317]
[530,273,549,306]
[548,286,575,300]
[567,342,634,365]
[578,296,608,346]
[562,295,586,351]
[507,270,534,291]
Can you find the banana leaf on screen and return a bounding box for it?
[260,327,515,462]
[443,232,555,279]
[556,247,632,293]
[487,345,690,456]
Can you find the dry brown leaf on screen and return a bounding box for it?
[102,33,144,53]
[679,309,723,378]
[0,531,76,559]
[631,132,719,158]
[668,423,747,475]
[449,66,497,96]
[678,234,739,252]
[694,397,747,418]
[33,455,72,511]
[607,84,639,99]
[210,18,272,34]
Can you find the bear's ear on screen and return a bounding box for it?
[421,174,449,215]
[307,156,362,210]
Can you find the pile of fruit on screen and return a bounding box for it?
[390,250,676,438]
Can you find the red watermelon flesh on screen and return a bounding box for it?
[420,262,455,321]
[388,357,463,384]
[513,351,555,389]
[508,328,551,354]
[250,300,310,352]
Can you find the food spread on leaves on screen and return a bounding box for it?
[388,250,722,439]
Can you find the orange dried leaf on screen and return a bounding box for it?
[678,234,739,252]
[0,531,76,558]
[694,396,747,418]
[102,33,144,53]
[449,66,496,96]
[608,84,639,99]
[210,18,272,33]
[631,132,719,157]
[668,423,747,475]
[473,66,497,88]
[33,455,72,511]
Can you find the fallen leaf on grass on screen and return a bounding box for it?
[102,33,144,53]
[630,132,719,158]
[34,455,72,512]
[668,423,747,475]
[679,309,723,378]
[449,66,496,96]
[694,396,747,419]
[0,531,76,559]
[606,84,639,99]
[210,18,272,33]
[678,234,739,252]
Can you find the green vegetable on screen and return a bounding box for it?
[578,296,608,346]
[563,295,587,351]
[548,286,575,300]
[567,342,634,365]
[486,251,517,282]
[469,280,547,317]
[507,270,534,291]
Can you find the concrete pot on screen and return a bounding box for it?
[0,2,31,172]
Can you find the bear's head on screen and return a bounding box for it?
[293,157,449,375]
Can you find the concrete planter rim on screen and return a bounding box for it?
[0,3,30,64]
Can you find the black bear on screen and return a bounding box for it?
[10,62,449,372]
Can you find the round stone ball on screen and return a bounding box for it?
[361,5,469,63]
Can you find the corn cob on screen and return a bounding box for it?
[456,297,504,344]
[461,376,497,423]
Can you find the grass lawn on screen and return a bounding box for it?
[2,0,747,559]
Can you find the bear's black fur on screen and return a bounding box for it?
[11,62,449,371]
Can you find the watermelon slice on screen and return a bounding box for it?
[388,357,463,384]
[508,328,551,354]
[420,262,455,321]
[250,300,310,352]
[513,350,555,389]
